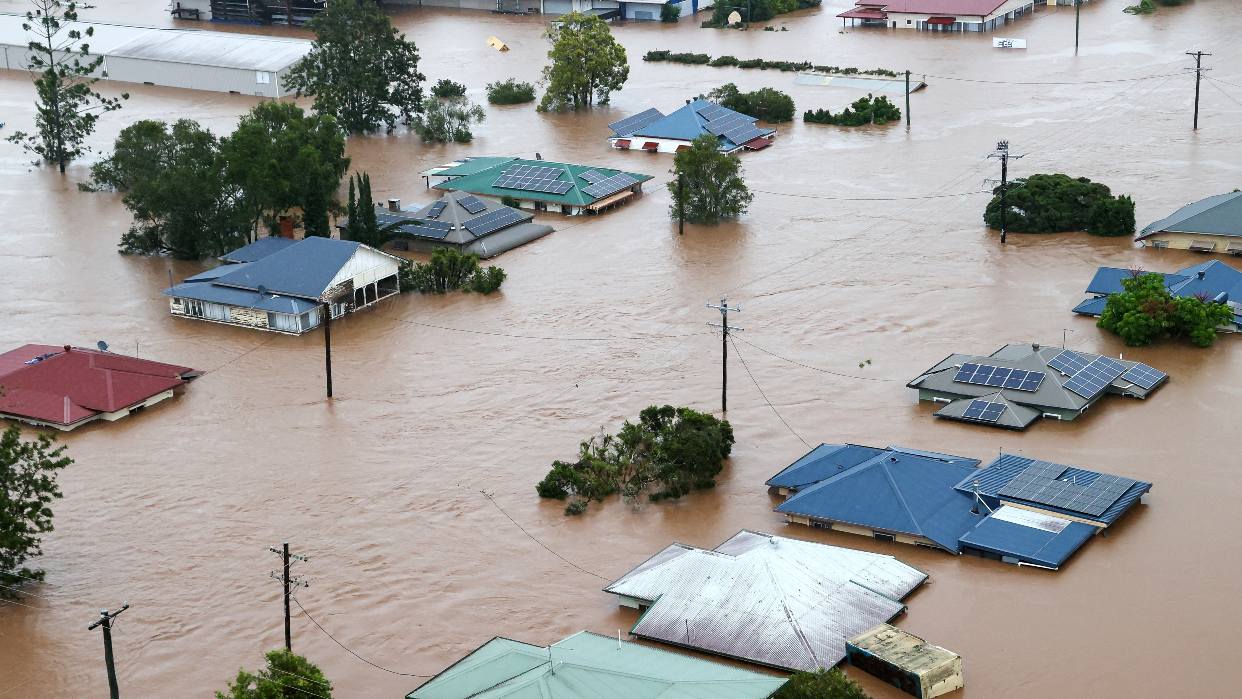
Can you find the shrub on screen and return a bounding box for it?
[709,83,795,122]
[469,265,506,294]
[709,55,739,67]
[1098,272,1234,347]
[660,3,680,22]
[564,499,589,516]
[982,173,1136,237]
[803,94,900,126]
[486,78,537,105]
[412,96,485,143]
[641,50,898,77]
[404,249,506,294]
[1088,194,1136,237]
[774,669,868,699]
[431,78,467,98]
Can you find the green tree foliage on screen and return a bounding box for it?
[342,172,389,247]
[671,134,753,225]
[708,83,794,122]
[216,649,333,699]
[221,101,349,238]
[709,0,817,26]
[1098,272,1234,347]
[401,249,506,294]
[661,2,681,22]
[431,78,467,98]
[774,669,869,699]
[644,50,896,77]
[536,405,734,515]
[413,96,486,144]
[539,12,629,112]
[1125,0,1183,14]
[284,0,425,134]
[804,94,900,126]
[486,79,537,105]
[0,425,72,599]
[5,0,126,173]
[982,173,1136,237]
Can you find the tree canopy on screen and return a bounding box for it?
[671,134,753,225]
[285,0,425,133]
[539,12,628,112]
[773,669,870,699]
[1097,272,1235,347]
[401,249,506,294]
[805,94,900,126]
[0,425,73,599]
[983,173,1136,237]
[216,649,333,699]
[6,0,126,173]
[708,83,795,123]
[413,96,486,144]
[536,405,734,515]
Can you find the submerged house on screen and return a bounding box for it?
[607,99,776,154]
[907,342,1168,430]
[421,156,652,216]
[1135,191,1242,254]
[604,530,928,671]
[1072,260,1242,332]
[768,443,1151,570]
[838,0,1038,31]
[338,191,553,259]
[163,237,402,335]
[0,344,196,431]
[406,630,787,699]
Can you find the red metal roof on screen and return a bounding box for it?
[838,8,888,19]
[743,137,773,151]
[872,0,1006,15]
[641,141,659,151]
[927,15,956,24]
[614,139,631,148]
[0,345,195,427]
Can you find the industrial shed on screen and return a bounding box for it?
[0,14,310,97]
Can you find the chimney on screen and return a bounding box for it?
[685,99,691,105]
[1032,342,1040,351]
[278,216,294,239]
[387,198,401,212]
[63,344,71,352]
[1198,270,1207,280]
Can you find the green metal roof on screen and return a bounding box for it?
[429,156,521,178]
[407,631,786,699]
[433,157,653,206]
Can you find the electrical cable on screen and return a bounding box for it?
[0,597,41,611]
[733,336,898,383]
[748,188,990,201]
[1204,78,1242,109]
[0,570,57,586]
[728,336,812,449]
[290,595,431,678]
[384,315,713,343]
[480,491,610,581]
[918,71,1182,85]
[0,583,55,600]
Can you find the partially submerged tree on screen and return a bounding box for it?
[1097,272,1234,347]
[774,669,869,699]
[804,94,900,126]
[402,249,505,295]
[487,79,537,105]
[285,0,425,133]
[539,12,628,112]
[983,173,1136,237]
[413,96,486,144]
[431,78,467,98]
[217,649,333,699]
[708,83,794,122]
[6,0,126,172]
[0,425,73,599]
[671,134,753,225]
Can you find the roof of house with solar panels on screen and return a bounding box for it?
[423,156,653,214]
[768,443,1152,570]
[906,342,1168,430]
[606,99,777,154]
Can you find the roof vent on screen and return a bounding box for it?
[1032,342,1040,351]
[387,198,401,212]
[1213,291,1229,304]
[1198,270,1207,280]
[63,345,71,352]
[686,99,691,105]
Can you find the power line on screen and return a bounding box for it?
[263,675,330,699]
[728,336,812,449]
[0,583,54,600]
[748,188,989,202]
[290,595,431,678]
[385,315,713,344]
[734,336,898,383]
[1205,78,1242,109]
[0,570,58,586]
[270,667,332,688]
[480,491,609,581]
[0,597,41,611]
[919,71,1182,85]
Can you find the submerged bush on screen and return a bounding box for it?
[402,248,506,294]
[642,50,897,77]
[431,79,467,98]
[804,94,901,126]
[982,173,1136,237]
[486,78,537,105]
[708,83,795,122]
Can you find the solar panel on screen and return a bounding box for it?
[457,195,487,214]
[696,103,730,121]
[705,114,748,137]
[493,164,574,195]
[721,123,767,146]
[388,219,453,240]
[579,170,607,184]
[1062,356,1127,401]
[998,461,1136,517]
[607,107,664,136]
[952,364,1045,392]
[1120,363,1166,390]
[1047,349,1091,376]
[425,201,447,219]
[581,173,639,200]
[463,207,524,237]
[962,399,1005,423]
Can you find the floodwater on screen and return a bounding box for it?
[1,1,1240,696]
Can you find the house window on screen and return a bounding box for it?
[184,299,204,317]
[873,532,896,542]
[256,71,271,84]
[906,19,911,24]
[266,312,301,332]
[1152,240,1169,249]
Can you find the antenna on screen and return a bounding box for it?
[96,340,109,352]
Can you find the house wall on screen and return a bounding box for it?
[916,389,1080,421]
[230,307,269,329]
[1138,231,1242,255]
[884,0,1034,31]
[104,56,287,98]
[785,514,940,549]
[328,247,403,291]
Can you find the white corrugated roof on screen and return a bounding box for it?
[605,530,927,672]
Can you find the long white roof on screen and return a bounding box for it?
[605,530,927,672]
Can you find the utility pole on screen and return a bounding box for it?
[322,303,333,398]
[904,70,911,129]
[706,298,742,413]
[678,172,685,236]
[1186,51,1211,130]
[987,141,1024,244]
[1074,0,1081,54]
[87,603,130,699]
[269,543,309,653]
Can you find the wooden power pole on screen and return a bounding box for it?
[1186,50,1212,130]
[269,543,309,653]
[87,603,130,699]
[707,298,742,412]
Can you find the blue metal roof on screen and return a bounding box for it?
[213,237,362,299]
[1071,296,1107,317]
[618,99,775,151]
[765,444,886,489]
[1076,260,1241,324]
[184,262,251,283]
[219,236,297,263]
[1083,267,1185,296]
[774,447,984,552]
[957,454,1151,526]
[163,281,319,315]
[958,515,1097,569]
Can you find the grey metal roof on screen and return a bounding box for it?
[107,27,311,73]
[163,281,319,315]
[340,191,541,249]
[213,237,362,299]
[604,530,926,672]
[934,393,1040,430]
[1138,191,1242,239]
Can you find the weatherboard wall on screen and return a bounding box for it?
[1138,230,1242,254]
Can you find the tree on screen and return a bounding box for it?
[774,669,869,699]
[1088,194,1136,237]
[671,134,753,225]
[982,173,1135,237]
[95,120,250,260]
[708,83,794,122]
[413,96,486,144]
[216,649,333,699]
[0,425,73,599]
[402,249,505,294]
[486,79,537,105]
[660,3,680,22]
[431,78,467,98]
[804,94,901,126]
[5,0,126,173]
[221,101,349,238]
[1097,272,1234,347]
[539,12,628,112]
[284,0,425,134]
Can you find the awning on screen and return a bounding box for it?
[613,139,631,148]
[586,189,634,212]
[927,16,956,25]
[743,136,772,151]
[1189,240,1217,252]
[1228,243,1242,255]
[675,144,691,152]
[641,141,659,151]
[838,8,886,19]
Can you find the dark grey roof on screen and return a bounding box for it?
[163,281,319,315]
[1138,191,1242,239]
[934,393,1040,430]
[340,191,541,250]
[213,237,362,299]
[219,236,297,264]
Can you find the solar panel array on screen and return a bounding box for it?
[1120,363,1166,390]
[493,165,573,195]
[695,102,731,121]
[579,170,607,184]
[607,107,664,136]
[962,399,1005,423]
[998,461,1135,517]
[425,201,447,219]
[457,195,487,215]
[704,112,767,147]
[953,363,1046,392]
[1047,350,1091,376]
[582,173,639,200]
[463,207,524,237]
[391,219,453,240]
[1062,356,1127,401]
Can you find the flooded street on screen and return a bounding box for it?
[1,0,1241,696]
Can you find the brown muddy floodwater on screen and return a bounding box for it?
[1,1,1240,696]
